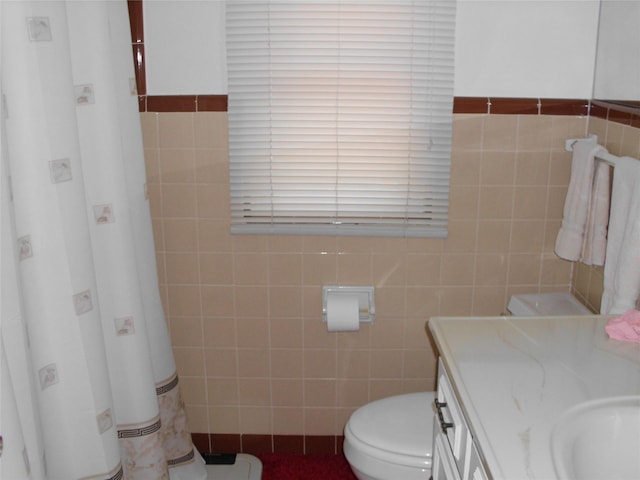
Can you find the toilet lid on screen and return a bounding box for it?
[346,392,434,458]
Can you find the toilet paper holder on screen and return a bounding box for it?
[322,286,375,323]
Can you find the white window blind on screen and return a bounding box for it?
[226,0,456,237]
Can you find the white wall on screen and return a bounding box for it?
[454,0,599,98]
[143,0,600,98]
[144,0,227,95]
[593,0,640,101]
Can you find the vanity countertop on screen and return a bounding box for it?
[428,315,640,480]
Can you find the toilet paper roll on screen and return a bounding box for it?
[326,293,360,332]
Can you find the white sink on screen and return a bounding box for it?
[550,396,640,480]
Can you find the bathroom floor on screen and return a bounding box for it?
[205,454,262,480]
[257,453,357,480]
[205,453,356,480]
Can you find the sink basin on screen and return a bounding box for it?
[551,396,640,480]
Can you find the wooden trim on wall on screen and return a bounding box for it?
[591,100,640,128]
[453,97,590,116]
[127,0,146,97]
[191,433,344,456]
[143,95,228,112]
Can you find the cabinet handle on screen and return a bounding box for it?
[433,400,454,431]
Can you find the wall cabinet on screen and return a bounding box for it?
[432,359,488,480]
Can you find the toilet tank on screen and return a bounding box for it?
[507,292,591,316]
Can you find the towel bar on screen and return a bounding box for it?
[565,134,619,167]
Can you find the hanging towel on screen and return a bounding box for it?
[555,140,609,264]
[581,159,610,265]
[601,156,640,314]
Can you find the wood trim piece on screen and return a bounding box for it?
[590,102,609,120]
[144,95,228,112]
[132,44,146,96]
[540,99,589,116]
[453,97,591,116]
[197,95,229,112]
[453,97,489,114]
[191,433,211,454]
[211,434,242,453]
[192,433,342,455]
[273,435,304,454]
[490,97,539,115]
[306,435,339,455]
[591,100,640,127]
[146,95,197,112]
[127,1,145,97]
[608,107,634,126]
[127,0,144,44]
[240,434,272,455]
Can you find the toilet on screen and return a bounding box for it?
[506,291,591,316]
[343,392,434,480]
[343,291,590,480]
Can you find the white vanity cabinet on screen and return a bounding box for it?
[428,315,640,480]
[432,359,488,480]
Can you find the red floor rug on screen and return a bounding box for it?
[257,453,358,480]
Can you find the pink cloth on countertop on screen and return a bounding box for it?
[605,310,640,343]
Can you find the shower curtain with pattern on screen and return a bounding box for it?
[0,2,206,479]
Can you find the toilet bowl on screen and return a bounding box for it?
[343,392,434,480]
[344,292,591,480]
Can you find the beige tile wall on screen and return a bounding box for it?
[141,111,588,436]
[572,117,640,312]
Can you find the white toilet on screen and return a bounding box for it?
[343,292,590,480]
[343,391,434,480]
[506,291,591,316]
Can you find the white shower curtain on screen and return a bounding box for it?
[0,2,206,479]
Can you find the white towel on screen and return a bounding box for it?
[601,156,640,314]
[581,159,610,266]
[555,141,609,264]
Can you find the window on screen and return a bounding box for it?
[226,0,456,237]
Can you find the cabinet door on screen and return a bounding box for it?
[432,430,462,480]
[436,360,469,473]
[466,441,489,480]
